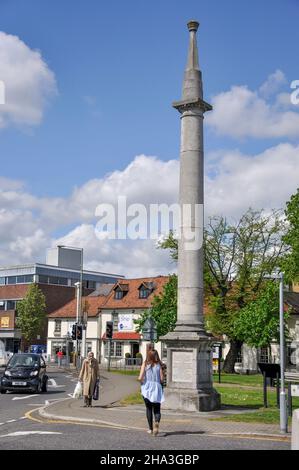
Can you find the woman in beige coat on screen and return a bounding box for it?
[79,351,100,407]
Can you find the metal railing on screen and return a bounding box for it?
[102,357,142,370]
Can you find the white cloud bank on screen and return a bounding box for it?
[0,31,57,128]
[206,70,299,139]
[0,146,298,276]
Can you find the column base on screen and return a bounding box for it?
[163,386,221,412]
[160,331,221,412]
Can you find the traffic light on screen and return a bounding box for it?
[77,324,82,340]
[106,321,113,339]
[71,323,77,340]
[71,323,82,340]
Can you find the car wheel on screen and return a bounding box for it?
[0,388,6,394]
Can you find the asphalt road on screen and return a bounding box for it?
[0,367,291,451]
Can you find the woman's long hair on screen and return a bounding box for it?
[145,349,161,367]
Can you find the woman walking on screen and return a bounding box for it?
[138,349,164,436]
[79,351,100,407]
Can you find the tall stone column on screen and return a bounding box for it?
[161,21,220,412]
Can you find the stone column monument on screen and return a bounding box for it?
[161,21,220,412]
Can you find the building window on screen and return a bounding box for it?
[6,300,16,310]
[114,289,123,300]
[38,275,68,286]
[82,280,96,289]
[54,320,62,333]
[24,275,34,283]
[7,276,17,285]
[0,277,5,285]
[16,275,33,284]
[104,341,123,358]
[139,287,150,299]
[236,349,243,363]
[112,312,118,331]
[0,301,5,310]
[38,275,48,284]
[259,347,269,363]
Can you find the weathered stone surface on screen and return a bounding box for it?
[161,21,220,412]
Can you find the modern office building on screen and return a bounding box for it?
[0,246,123,355]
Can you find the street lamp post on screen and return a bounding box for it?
[265,272,287,433]
[74,282,81,359]
[59,245,83,367]
[279,272,287,434]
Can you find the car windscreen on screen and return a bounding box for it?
[8,354,40,368]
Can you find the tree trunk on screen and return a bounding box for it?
[223,340,243,373]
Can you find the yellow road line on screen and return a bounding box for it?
[25,408,128,430]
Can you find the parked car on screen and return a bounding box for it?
[0,353,48,394]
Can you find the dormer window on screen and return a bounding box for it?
[113,283,129,300]
[138,282,155,299]
[114,289,124,300]
[139,287,150,299]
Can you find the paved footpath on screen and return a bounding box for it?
[37,369,291,442]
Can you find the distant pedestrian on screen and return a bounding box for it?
[57,349,63,368]
[138,349,165,436]
[79,351,100,407]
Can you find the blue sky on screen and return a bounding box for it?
[0,0,299,276]
[1,0,298,196]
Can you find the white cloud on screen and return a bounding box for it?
[0,147,298,275]
[53,224,173,278]
[206,143,299,218]
[259,70,287,97]
[0,31,57,128]
[206,72,299,139]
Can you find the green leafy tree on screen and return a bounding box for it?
[158,208,287,372]
[135,275,177,339]
[16,284,47,349]
[234,281,289,355]
[282,188,299,282]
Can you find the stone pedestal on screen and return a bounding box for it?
[161,331,221,412]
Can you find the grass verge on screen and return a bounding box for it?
[120,382,299,425]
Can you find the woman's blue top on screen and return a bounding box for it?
[141,363,164,404]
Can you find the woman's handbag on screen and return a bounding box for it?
[73,381,82,399]
[93,378,100,400]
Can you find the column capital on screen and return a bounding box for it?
[172,97,212,114]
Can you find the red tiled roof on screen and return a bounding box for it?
[102,332,141,340]
[48,295,108,318]
[102,276,169,309]
[48,276,170,318]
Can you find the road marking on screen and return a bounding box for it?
[12,395,36,401]
[48,378,65,388]
[6,419,16,423]
[0,423,4,426]
[0,431,62,437]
